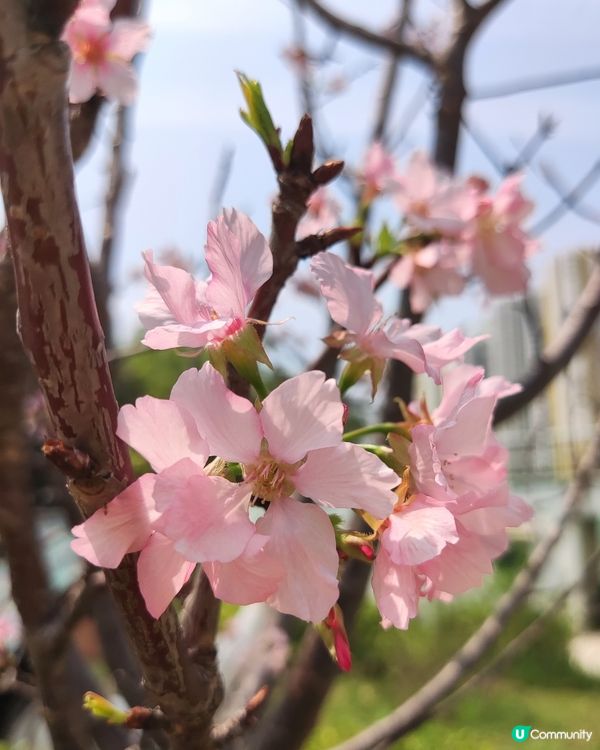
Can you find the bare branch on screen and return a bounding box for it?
[299,0,434,69]
[494,255,600,424]
[448,544,600,703]
[328,420,600,750]
[249,115,344,332]
[212,686,269,747]
[296,226,362,258]
[532,161,600,233]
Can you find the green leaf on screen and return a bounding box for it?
[375,222,399,257]
[237,72,283,153]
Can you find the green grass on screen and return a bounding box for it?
[308,679,600,750]
[305,561,600,750]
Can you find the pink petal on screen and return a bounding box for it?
[371,549,421,630]
[203,534,284,606]
[99,59,138,105]
[71,474,156,568]
[390,255,415,290]
[170,364,262,463]
[257,498,339,623]
[432,364,485,424]
[137,533,195,618]
[409,424,450,500]
[154,465,255,563]
[436,395,496,457]
[310,252,382,334]
[421,529,496,596]
[68,63,98,104]
[109,18,150,60]
[260,371,343,463]
[140,251,200,327]
[117,396,208,472]
[418,329,488,382]
[372,324,428,374]
[457,486,532,536]
[294,443,397,518]
[136,285,173,330]
[382,501,458,566]
[141,325,208,350]
[205,209,272,318]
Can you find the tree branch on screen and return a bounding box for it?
[0,5,221,746]
[494,255,600,425]
[530,161,600,236]
[299,0,434,69]
[446,544,600,704]
[328,419,600,750]
[248,115,343,332]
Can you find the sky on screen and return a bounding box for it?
[72,0,600,352]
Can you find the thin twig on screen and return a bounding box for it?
[300,0,434,68]
[531,160,600,236]
[445,544,600,706]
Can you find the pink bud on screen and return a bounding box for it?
[325,606,352,672]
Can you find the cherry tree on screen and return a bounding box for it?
[1,1,599,749]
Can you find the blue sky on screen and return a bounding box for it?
[72,0,600,349]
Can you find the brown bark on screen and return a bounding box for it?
[0,259,85,750]
[0,3,221,746]
[248,116,316,332]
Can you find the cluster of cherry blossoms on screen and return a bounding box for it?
[306,146,538,313]
[70,206,531,667]
[62,0,150,105]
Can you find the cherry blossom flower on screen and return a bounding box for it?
[394,151,474,236]
[297,187,341,239]
[162,363,399,621]
[372,495,459,629]
[137,209,272,353]
[372,484,531,628]
[311,251,483,392]
[359,142,396,202]
[70,395,241,618]
[371,364,532,629]
[408,364,521,501]
[63,0,150,105]
[389,240,466,313]
[461,173,538,295]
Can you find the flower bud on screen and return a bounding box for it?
[83,692,128,725]
[319,605,352,672]
[337,531,375,563]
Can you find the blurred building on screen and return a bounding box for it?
[471,250,600,628]
[475,250,600,483]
